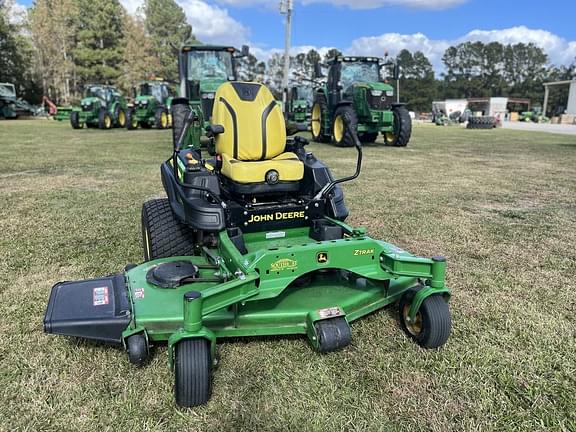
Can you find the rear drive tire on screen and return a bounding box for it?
[332,105,358,147]
[399,287,451,349]
[141,198,196,261]
[174,338,212,407]
[70,111,82,129]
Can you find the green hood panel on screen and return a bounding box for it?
[353,82,394,92]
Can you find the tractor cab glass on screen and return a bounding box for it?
[293,86,313,104]
[140,83,169,103]
[0,83,16,99]
[85,86,112,102]
[340,62,380,90]
[187,50,234,81]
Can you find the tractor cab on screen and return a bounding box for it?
[138,81,172,104]
[127,81,174,130]
[178,39,248,123]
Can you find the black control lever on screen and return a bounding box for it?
[312,113,362,201]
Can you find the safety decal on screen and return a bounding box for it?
[318,307,344,319]
[134,288,145,300]
[93,287,109,306]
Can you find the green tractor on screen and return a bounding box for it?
[286,84,313,130]
[174,39,248,145]
[127,80,175,130]
[311,56,411,147]
[44,81,452,407]
[519,107,549,123]
[70,84,128,130]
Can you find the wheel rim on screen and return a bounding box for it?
[402,304,423,336]
[168,113,173,127]
[333,115,344,142]
[105,115,111,128]
[161,112,168,128]
[311,104,321,137]
[118,111,126,127]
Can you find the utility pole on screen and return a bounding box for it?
[279,0,293,112]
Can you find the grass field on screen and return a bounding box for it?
[1,120,575,431]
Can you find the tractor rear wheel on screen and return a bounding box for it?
[311,95,330,143]
[126,109,138,130]
[171,98,191,148]
[333,105,358,147]
[141,198,196,261]
[155,107,169,129]
[98,108,112,130]
[174,338,212,407]
[399,287,451,349]
[384,105,411,147]
[70,111,82,129]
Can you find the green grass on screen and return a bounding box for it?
[1,120,575,431]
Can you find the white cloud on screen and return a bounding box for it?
[119,0,250,45]
[216,0,467,10]
[6,0,27,25]
[348,26,576,72]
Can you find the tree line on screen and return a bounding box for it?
[1,0,574,114]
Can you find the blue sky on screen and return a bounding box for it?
[17,0,576,69]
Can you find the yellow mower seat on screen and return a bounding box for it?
[212,82,304,184]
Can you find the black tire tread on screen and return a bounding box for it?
[314,317,352,353]
[171,99,191,148]
[141,198,195,261]
[390,105,412,147]
[175,338,212,407]
[311,94,331,143]
[333,105,358,148]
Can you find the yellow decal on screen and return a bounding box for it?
[354,248,375,256]
[270,258,298,272]
[317,252,328,264]
[247,211,305,224]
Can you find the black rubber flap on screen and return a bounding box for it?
[43,273,131,345]
[146,261,199,288]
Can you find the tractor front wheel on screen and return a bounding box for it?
[70,111,82,129]
[333,106,358,147]
[141,198,196,261]
[399,287,451,348]
[98,108,112,130]
[126,109,138,130]
[115,107,126,128]
[174,338,212,407]
[155,107,169,129]
[383,105,411,147]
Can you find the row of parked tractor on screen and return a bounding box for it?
[53,40,412,147]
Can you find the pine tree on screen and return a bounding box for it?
[74,0,124,87]
[144,0,191,82]
[118,13,160,93]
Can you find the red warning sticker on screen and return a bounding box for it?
[93,286,109,306]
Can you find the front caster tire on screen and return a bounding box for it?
[174,338,212,408]
[399,287,451,348]
[314,317,352,353]
[126,333,149,366]
[141,198,196,261]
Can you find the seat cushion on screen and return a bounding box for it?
[221,152,304,184]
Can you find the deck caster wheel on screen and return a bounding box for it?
[126,333,149,366]
[174,338,212,407]
[399,287,451,349]
[314,317,351,353]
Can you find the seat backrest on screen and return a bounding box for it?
[212,82,286,161]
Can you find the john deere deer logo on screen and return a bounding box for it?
[316,252,328,264]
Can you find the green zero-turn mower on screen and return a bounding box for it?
[69,84,128,130]
[311,55,412,147]
[126,80,174,130]
[44,81,451,408]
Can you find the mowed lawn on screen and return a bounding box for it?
[1,119,575,431]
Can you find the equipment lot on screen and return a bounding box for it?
[0,120,575,431]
